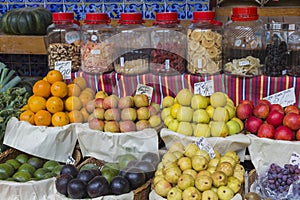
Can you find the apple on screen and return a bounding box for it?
[133,94,149,108]
[86,100,95,113]
[88,118,104,131]
[240,100,254,109]
[104,121,120,132]
[103,95,119,109]
[284,105,299,115]
[118,96,134,109]
[274,125,294,141]
[266,110,284,127]
[104,108,121,121]
[121,108,137,121]
[93,107,105,120]
[296,129,300,141]
[245,116,263,134]
[136,120,151,131]
[269,104,284,114]
[94,98,104,108]
[257,99,271,108]
[119,120,136,132]
[253,103,269,119]
[236,103,253,120]
[148,102,160,116]
[283,113,300,131]
[257,123,275,139]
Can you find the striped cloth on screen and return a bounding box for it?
[71,72,300,107]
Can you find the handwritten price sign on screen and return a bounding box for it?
[135,84,153,103]
[263,87,296,108]
[55,61,72,80]
[194,80,214,96]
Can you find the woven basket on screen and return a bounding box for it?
[78,157,152,200]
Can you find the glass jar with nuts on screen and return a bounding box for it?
[81,13,115,74]
[47,12,81,78]
[186,11,223,75]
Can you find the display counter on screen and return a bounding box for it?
[71,71,300,107]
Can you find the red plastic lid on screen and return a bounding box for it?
[193,11,215,21]
[52,12,74,22]
[154,12,180,25]
[211,19,223,26]
[231,6,259,21]
[118,12,144,24]
[84,13,110,24]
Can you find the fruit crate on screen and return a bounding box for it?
[77,157,152,200]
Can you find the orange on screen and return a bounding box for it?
[68,110,84,123]
[46,70,63,84]
[79,93,94,107]
[19,110,35,125]
[65,96,82,111]
[67,83,81,97]
[28,96,47,113]
[20,104,29,111]
[46,96,64,114]
[34,110,51,126]
[80,108,89,122]
[52,112,69,127]
[32,80,51,98]
[51,81,68,98]
[73,77,87,90]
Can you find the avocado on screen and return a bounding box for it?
[27,157,44,169]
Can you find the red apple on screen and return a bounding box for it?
[88,118,104,131]
[253,103,269,119]
[86,100,95,113]
[94,98,104,108]
[266,110,284,127]
[284,105,300,115]
[121,108,137,121]
[274,125,294,141]
[240,100,254,109]
[257,99,271,108]
[104,108,121,121]
[296,129,300,141]
[245,116,263,134]
[104,121,120,132]
[236,103,253,120]
[257,123,275,139]
[283,113,300,131]
[118,96,134,109]
[119,120,136,132]
[269,104,284,114]
[103,95,119,109]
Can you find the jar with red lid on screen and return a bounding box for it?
[47,12,81,76]
[81,13,115,74]
[114,12,150,75]
[223,6,266,76]
[186,11,222,75]
[287,24,300,76]
[150,12,186,75]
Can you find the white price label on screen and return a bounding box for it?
[65,31,80,44]
[135,84,153,103]
[91,49,101,55]
[120,57,125,67]
[197,58,202,69]
[239,60,250,66]
[195,137,215,159]
[263,87,296,107]
[194,80,214,96]
[54,61,72,80]
[165,59,170,70]
[289,152,300,166]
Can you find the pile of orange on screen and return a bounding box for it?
[19,70,95,127]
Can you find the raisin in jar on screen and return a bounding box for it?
[150,12,186,75]
[114,12,150,75]
[47,12,81,77]
[223,7,265,77]
[287,24,300,76]
[186,11,222,75]
[81,13,115,74]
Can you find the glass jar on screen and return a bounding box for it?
[287,24,300,76]
[81,13,115,74]
[186,11,222,75]
[150,12,186,75]
[47,12,81,76]
[114,12,150,75]
[264,23,288,76]
[223,6,265,76]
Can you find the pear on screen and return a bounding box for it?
[191,94,208,109]
[214,150,221,159]
[178,157,192,171]
[202,190,219,200]
[183,169,198,180]
[210,121,229,137]
[195,149,211,162]
[193,123,211,138]
[195,175,213,192]
[169,141,185,153]
[162,152,178,166]
[164,166,182,184]
[227,176,242,193]
[167,187,183,200]
[154,179,172,197]
[157,162,164,170]
[220,156,236,168]
[173,151,184,160]
[210,92,227,108]
[182,186,201,200]
[184,143,200,158]
[233,164,245,183]
[155,168,163,177]
[212,107,230,122]
[177,106,193,122]
[193,109,210,123]
[177,174,195,190]
[176,89,193,106]
[216,162,234,177]
[153,175,165,186]
[211,171,227,187]
[217,186,234,200]
[208,158,220,168]
[177,122,193,136]
[207,167,216,175]
[192,155,208,171]
[224,151,240,163]
[196,170,211,178]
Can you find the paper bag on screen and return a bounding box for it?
[3,117,78,163]
[160,128,251,161]
[76,123,159,162]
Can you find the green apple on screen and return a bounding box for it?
[164,115,174,127]
[195,175,212,192]
[210,92,227,108]
[184,143,200,158]
[177,106,193,122]
[212,107,230,122]
[177,174,195,190]
[227,176,242,193]
[192,155,208,171]
[225,104,236,119]
[168,119,179,132]
[176,88,193,106]
[191,94,208,109]
[206,105,215,119]
[178,157,192,171]
[193,109,210,124]
[210,121,229,137]
[177,122,193,136]
[193,123,211,138]
[226,120,242,135]
[217,186,234,200]
[167,187,182,200]
[161,107,171,121]
[162,96,175,108]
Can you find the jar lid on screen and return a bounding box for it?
[153,12,180,25]
[193,11,215,21]
[84,13,110,24]
[231,6,259,21]
[118,12,144,24]
[52,12,74,22]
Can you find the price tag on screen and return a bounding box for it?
[66,155,75,165]
[197,58,202,69]
[238,60,250,66]
[263,87,296,107]
[91,49,101,55]
[289,152,300,166]
[120,57,125,67]
[135,84,153,103]
[194,80,214,96]
[195,137,215,159]
[55,61,72,80]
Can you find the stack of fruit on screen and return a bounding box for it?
[236,100,300,140]
[86,93,162,132]
[153,142,245,200]
[19,70,94,126]
[161,89,243,137]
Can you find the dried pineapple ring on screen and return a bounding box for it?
[206,61,218,73]
[203,30,215,40]
[196,45,206,55]
[215,34,222,47]
[191,30,203,42]
[187,29,192,38]
[201,38,215,48]
[206,47,218,59]
[188,40,200,51]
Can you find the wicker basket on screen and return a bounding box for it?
[78,157,152,200]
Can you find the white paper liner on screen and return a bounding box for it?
[160,128,251,161]
[247,134,300,177]
[0,177,55,200]
[76,123,159,163]
[3,117,78,163]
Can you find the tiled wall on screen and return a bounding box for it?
[0,0,210,20]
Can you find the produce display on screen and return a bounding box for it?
[161,89,243,137]
[236,99,300,140]
[0,153,62,182]
[153,141,245,200]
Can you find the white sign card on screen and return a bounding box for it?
[194,80,214,96]
[195,137,216,159]
[55,61,72,80]
[289,152,300,166]
[263,87,296,107]
[135,84,153,103]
